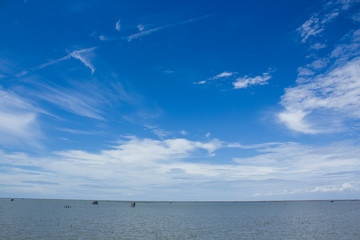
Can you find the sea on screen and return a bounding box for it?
[0,199,359,239]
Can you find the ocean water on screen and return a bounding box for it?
[0,199,359,239]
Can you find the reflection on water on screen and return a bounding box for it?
[0,199,359,239]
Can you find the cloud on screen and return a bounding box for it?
[297,16,324,43]
[297,0,358,43]
[297,58,329,77]
[180,130,188,136]
[127,14,214,42]
[311,43,327,50]
[18,47,97,77]
[57,128,103,135]
[99,35,108,41]
[127,25,166,42]
[209,71,237,80]
[34,83,105,120]
[233,71,272,89]
[137,24,145,31]
[278,29,360,134]
[232,141,360,185]
[353,12,360,22]
[115,20,121,31]
[194,80,206,85]
[0,88,43,146]
[1,138,359,200]
[145,125,173,138]
[312,182,358,192]
[69,47,96,74]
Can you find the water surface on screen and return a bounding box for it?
[0,199,359,239]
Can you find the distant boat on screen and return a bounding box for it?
[330,200,334,202]
[10,198,14,201]
[131,202,136,207]
[92,201,99,205]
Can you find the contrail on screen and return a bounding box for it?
[17,47,97,77]
[127,13,216,42]
[15,13,215,77]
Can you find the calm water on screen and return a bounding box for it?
[0,199,359,239]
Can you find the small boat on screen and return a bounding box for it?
[92,201,99,205]
[131,202,136,207]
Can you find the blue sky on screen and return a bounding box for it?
[1,0,360,201]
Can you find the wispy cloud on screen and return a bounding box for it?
[297,16,324,43]
[233,71,272,89]
[297,0,357,43]
[209,71,237,80]
[57,128,103,135]
[311,43,327,50]
[353,12,360,22]
[137,24,145,31]
[312,182,358,193]
[34,83,105,120]
[115,20,121,31]
[18,47,97,77]
[0,88,44,147]
[194,71,237,85]
[145,125,172,138]
[1,138,359,200]
[68,47,96,74]
[99,35,108,41]
[127,14,214,42]
[278,29,360,134]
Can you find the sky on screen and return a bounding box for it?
[0,0,360,201]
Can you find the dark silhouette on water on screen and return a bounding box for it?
[131,202,136,207]
[92,200,99,205]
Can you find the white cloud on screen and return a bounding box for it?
[69,47,96,74]
[99,35,107,41]
[35,83,104,120]
[127,26,164,42]
[279,29,360,134]
[297,16,324,43]
[18,47,97,77]
[311,43,327,50]
[233,71,272,89]
[352,12,360,22]
[196,71,237,85]
[127,14,213,42]
[115,20,121,31]
[209,71,237,80]
[180,130,188,136]
[194,80,206,85]
[312,182,358,192]
[145,125,172,138]
[137,24,145,31]
[57,128,103,135]
[0,88,43,146]
[297,58,329,78]
[297,0,357,43]
[278,110,318,134]
[1,138,359,200]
